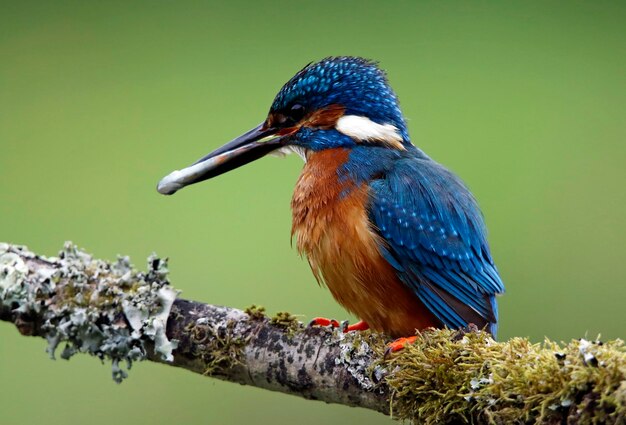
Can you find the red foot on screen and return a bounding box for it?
[343,320,369,333]
[384,336,418,358]
[308,318,370,333]
[308,317,340,328]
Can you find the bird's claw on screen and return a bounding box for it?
[343,320,370,333]
[384,336,418,359]
[308,318,370,334]
[308,317,340,328]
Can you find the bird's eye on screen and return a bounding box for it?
[287,104,306,123]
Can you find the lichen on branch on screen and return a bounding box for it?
[1,242,625,424]
[0,242,178,382]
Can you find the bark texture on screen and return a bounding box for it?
[1,242,624,424]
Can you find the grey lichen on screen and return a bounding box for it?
[0,242,179,383]
[336,330,389,391]
[3,242,625,423]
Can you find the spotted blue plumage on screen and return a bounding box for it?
[340,145,504,337]
[272,58,505,337]
[370,160,503,336]
[271,57,410,143]
[166,56,506,338]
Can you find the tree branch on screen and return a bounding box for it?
[1,242,624,424]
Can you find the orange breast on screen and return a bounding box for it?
[291,148,439,337]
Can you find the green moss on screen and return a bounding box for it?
[382,328,626,424]
[186,319,247,375]
[351,329,390,353]
[244,304,267,320]
[269,311,302,337]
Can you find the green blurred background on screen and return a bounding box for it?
[1,1,625,424]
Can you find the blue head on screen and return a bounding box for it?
[268,57,409,148]
[157,57,412,195]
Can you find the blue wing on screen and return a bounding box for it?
[368,157,504,337]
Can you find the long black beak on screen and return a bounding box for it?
[157,123,286,195]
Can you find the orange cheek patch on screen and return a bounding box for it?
[266,104,345,133]
[302,104,345,129]
[277,126,299,136]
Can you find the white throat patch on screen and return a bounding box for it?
[271,145,308,162]
[335,115,404,150]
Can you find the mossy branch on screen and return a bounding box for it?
[1,243,624,424]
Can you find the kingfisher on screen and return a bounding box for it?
[157,57,504,350]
